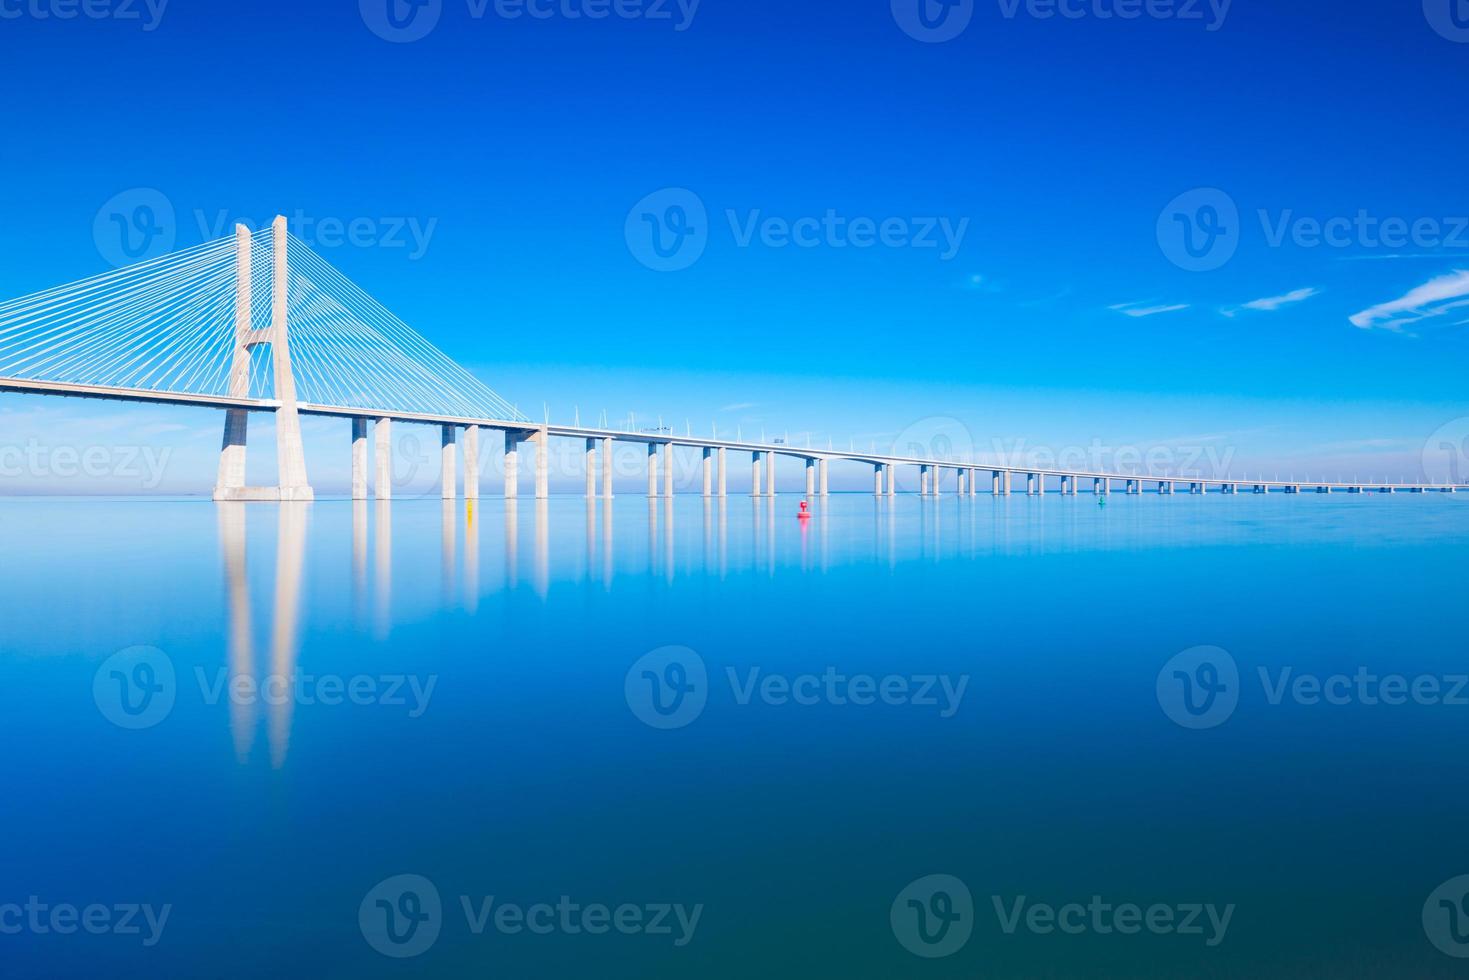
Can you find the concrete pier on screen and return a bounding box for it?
[704,447,714,497]
[374,418,391,499]
[806,458,816,498]
[874,464,884,496]
[718,447,727,497]
[534,429,548,499]
[504,432,520,499]
[601,437,614,499]
[886,464,895,497]
[463,425,480,500]
[649,443,660,498]
[751,452,762,497]
[440,425,456,499]
[585,438,597,498]
[351,418,368,500]
[663,443,674,498]
[1028,473,1039,496]
[766,453,776,497]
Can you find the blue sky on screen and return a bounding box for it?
[1,0,1467,491]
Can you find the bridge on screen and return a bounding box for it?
[0,216,1460,500]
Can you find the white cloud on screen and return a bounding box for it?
[961,273,1003,293]
[1109,301,1189,318]
[1225,287,1319,316]
[1349,269,1469,332]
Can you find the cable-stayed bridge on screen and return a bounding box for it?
[0,216,1460,499]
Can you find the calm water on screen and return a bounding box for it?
[2,493,1468,978]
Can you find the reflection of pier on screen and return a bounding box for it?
[216,503,307,768]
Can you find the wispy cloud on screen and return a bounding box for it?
[1109,301,1189,318]
[961,273,1003,293]
[1221,287,1319,317]
[1335,253,1449,262]
[1349,269,1469,333]
[719,402,757,413]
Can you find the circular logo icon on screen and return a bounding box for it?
[392,430,443,500]
[890,416,976,492]
[1156,188,1239,272]
[360,0,443,43]
[1424,0,1469,42]
[360,874,443,958]
[93,188,176,269]
[1157,646,1239,730]
[625,646,708,729]
[891,874,973,958]
[625,188,708,273]
[891,0,974,43]
[1421,418,1469,487]
[1424,875,1469,957]
[93,645,176,730]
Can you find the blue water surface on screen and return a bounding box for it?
[1,493,1467,978]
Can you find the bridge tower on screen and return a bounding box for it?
[213,216,314,501]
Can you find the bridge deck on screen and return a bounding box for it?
[1,376,1460,493]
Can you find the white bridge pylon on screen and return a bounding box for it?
[0,215,1462,500]
[215,218,310,501]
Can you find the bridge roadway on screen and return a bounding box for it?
[1,375,1460,497]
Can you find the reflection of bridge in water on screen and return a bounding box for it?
[210,494,836,765]
[2,216,1460,498]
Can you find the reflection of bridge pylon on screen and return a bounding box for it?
[216,502,308,768]
[214,217,312,501]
